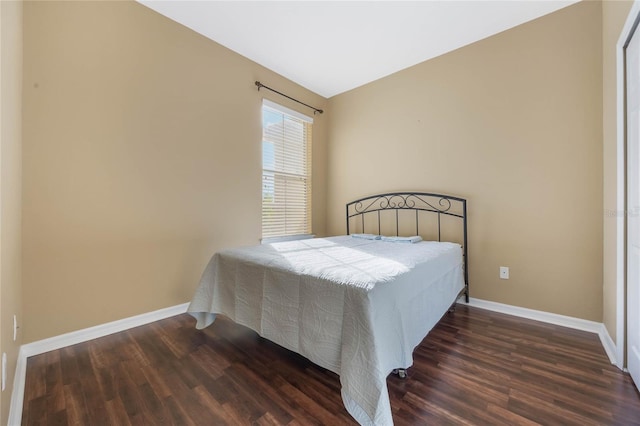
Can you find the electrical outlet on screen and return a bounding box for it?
[500,266,510,280]
[2,353,6,391]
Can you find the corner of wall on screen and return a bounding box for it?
[0,0,24,424]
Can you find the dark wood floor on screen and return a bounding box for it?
[22,305,640,425]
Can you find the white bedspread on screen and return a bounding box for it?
[188,236,465,425]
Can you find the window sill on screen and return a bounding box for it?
[261,234,315,244]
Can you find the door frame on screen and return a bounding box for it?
[616,0,640,371]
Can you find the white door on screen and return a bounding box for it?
[626,24,640,390]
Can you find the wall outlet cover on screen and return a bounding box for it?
[500,266,510,279]
[2,352,6,391]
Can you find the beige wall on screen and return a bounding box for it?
[326,1,604,321]
[602,0,633,347]
[16,0,624,355]
[22,0,327,342]
[0,0,23,423]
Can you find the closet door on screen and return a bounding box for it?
[626,21,640,390]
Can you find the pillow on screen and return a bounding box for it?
[351,233,381,240]
[380,235,422,243]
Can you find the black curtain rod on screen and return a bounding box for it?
[255,81,323,115]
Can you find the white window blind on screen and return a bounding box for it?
[261,100,313,239]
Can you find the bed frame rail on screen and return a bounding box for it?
[346,192,469,302]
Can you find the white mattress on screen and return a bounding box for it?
[188,236,465,425]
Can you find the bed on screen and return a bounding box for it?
[188,192,469,426]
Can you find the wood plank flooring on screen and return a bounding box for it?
[22,305,640,425]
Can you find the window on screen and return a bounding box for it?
[261,100,313,240]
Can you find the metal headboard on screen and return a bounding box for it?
[346,192,468,302]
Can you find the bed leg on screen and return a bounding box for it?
[392,368,407,379]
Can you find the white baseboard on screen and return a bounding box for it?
[598,323,618,366]
[8,346,27,426]
[7,303,189,426]
[19,303,190,358]
[461,297,618,365]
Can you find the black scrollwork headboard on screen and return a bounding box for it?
[346,192,468,302]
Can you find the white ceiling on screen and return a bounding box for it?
[138,0,579,98]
